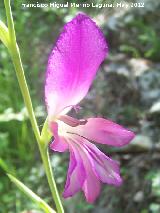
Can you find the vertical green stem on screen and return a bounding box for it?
[4,0,40,144]
[4,0,64,212]
[40,144,64,213]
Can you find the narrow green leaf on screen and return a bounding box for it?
[0,158,9,172]
[0,158,16,176]
[0,20,10,48]
[7,173,56,213]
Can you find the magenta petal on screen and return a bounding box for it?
[63,145,86,198]
[50,121,68,152]
[72,118,135,147]
[45,14,108,117]
[50,136,68,152]
[69,136,101,203]
[84,141,122,186]
[82,155,101,203]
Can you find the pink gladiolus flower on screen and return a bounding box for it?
[45,14,135,203]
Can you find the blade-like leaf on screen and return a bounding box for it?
[0,20,10,48]
[7,173,56,213]
[0,158,10,172]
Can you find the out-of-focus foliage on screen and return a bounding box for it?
[0,0,160,212]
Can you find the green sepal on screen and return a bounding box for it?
[41,117,52,146]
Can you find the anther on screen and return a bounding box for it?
[58,115,87,127]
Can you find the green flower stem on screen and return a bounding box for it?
[4,1,64,213]
[39,143,64,213]
[4,0,40,145]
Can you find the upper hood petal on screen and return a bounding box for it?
[45,14,108,118]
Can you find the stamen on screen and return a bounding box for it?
[58,115,87,127]
[79,119,88,125]
[58,104,82,115]
[73,105,82,113]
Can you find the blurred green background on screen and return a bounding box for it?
[0,0,160,212]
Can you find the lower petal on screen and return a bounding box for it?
[84,141,122,186]
[63,145,86,198]
[50,136,69,152]
[50,121,69,152]
[82,159,101,203]
[69,137,101,203]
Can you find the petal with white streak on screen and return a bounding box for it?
[63,144,86,197]
[84,141,122,186]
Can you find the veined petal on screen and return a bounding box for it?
[83,141,122,186]
[63,145,86,198]
[81,152,101,203]
[45,14,108,117]
[50,121,69,152]
[71,118,135,147]
[68,138,101,203]
[72,135,122,186]
[82,166,101,203]
[69,135,121,202]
